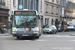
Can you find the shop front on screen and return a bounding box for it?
[0,8,9,28]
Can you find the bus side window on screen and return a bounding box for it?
[8,21,12,29]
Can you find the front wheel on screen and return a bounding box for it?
[17,36,20,39]
[39,34,41,36]
[36,36,39,39]
[53,31,56,34]
[43,32,46,34]
[64,30,67,32]
[55,31,57,34]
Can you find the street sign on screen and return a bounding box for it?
[62,7,64,17]
[18,5,23,10]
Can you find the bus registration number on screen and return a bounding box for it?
[22,35,28,36]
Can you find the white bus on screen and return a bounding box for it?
[11,10,41,39]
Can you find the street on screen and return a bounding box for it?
[0,31,75,50]
[0,0,75,50]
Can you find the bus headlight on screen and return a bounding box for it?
[32,27,39,31]
[12,31,16,34]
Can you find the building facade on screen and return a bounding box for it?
[10,0,61,27]
[11,0,39,12]
[73,0,75,3]
[5,0,11,21]
[5,0,11,9]
[60,0,74,22]
[43,0,61,26]
[72,0,75,21]
[0,0,9,27]
[10,0,43,26]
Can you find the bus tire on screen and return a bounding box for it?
[17,36,20,39]
[36,36,39,39]
[39,34,41,36]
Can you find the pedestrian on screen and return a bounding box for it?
[42,25,45,34]
[3,25,7,34]
[0,23,3,34]
[42,24,48,34]
[0,23,1,33]
[45,24,48,27]
[43,25,45,28]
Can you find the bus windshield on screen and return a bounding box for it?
[13,15,37,27]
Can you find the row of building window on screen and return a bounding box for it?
[0,0,5,6]
[45,18,58,25]
[18,0,39,11]
[45,4,59,15]
[0,0,5,2]
[45,0,59,4]
[13,0,60,15]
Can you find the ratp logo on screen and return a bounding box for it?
[18,5,23,10]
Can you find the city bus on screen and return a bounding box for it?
[11,10,41,39]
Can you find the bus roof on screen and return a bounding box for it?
[14,10,37,12]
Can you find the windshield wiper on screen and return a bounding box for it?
[31,26,35,28]
[31,26,36,28]
[16,25,21,28]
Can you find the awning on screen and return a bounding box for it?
[0,13,9,17]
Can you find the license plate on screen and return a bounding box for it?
[22,35,28,36]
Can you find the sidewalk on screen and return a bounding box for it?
[0,33,11,36]
[70,33,75,36]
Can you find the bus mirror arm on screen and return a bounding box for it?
[37,15,40,19]
[10,15,13,20]
[10,17,12,20]
[8,21,12,29]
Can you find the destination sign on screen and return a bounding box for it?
[14,11,36,15]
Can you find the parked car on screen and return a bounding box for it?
[65,21,75,31]
[65,25,75,31]
[43,25,57,34]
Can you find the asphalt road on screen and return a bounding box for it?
[0,31,75,50]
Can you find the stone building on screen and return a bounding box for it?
[0,0,9,27]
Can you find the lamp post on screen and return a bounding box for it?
[60,0,65,21]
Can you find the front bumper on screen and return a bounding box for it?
[43,31,53,33]
[12,31,40,37]
[65,28,75,31]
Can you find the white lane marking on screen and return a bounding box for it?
[35,40,47,42]
[68,40,75,41]
[0,36,12,37]
[41,35,75,38]
[24,40,47,42]
[52,47,74,50]
[25,40,32,42]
